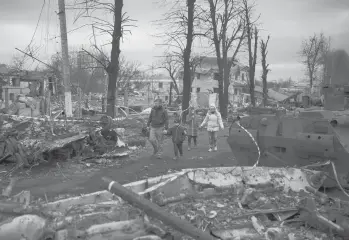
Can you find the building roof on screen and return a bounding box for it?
[255,86,289,102]
[129,78,175,83]
[179,56,245,74]
[199,56,238,66]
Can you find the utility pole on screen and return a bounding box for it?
[151,64,154,102]
[58,0,73,117]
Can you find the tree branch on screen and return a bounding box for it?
[82,48,107,70]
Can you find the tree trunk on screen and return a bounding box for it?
[207,1,223,113]
[215,59,224,113]
[309,72,313,90]
[124,83,129,114]
[169,82,173,105]
[262,74,267,107]
[249,74,255,106]
[222,52,232,118]
[261,37,269,107]
[181,0,196,121]
[218,68,224,113]
[247,28,258,107]
[170,77,180,95]
[106,0,123,118]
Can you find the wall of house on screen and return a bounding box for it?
[228,65,249,105]
[2,87,23,101]
[231,65,248,83]
[130,79,182,105]
[132,79,181,94]
[191,73,219,93]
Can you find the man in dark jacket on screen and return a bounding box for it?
[147,98,169,158]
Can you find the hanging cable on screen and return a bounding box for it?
[45,0,51,53]
[25,0,46,52]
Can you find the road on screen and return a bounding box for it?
[12,129,237,199]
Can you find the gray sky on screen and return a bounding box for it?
[0,0,348,81]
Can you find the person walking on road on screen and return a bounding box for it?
[163,118,187,160]
[186,106,199,151]
[199,104,224,152]
[147,98,169,158]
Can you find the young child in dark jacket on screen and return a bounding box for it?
[163,120,187,160]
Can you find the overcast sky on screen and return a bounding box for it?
[1,0,348,81]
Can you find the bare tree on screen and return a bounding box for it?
[118,56,141,113]
[204,0,245,117]
[156,51,203,96]
[189,55,203,84]
[299,32,328,89]
[156,53,181,95]
[321,37,331,85]
[155,0,205,119]
[242,0,258,107]
[72,0,135,117]
[260,35,270,107]
[9,55,26,73]
[181,0,195,118]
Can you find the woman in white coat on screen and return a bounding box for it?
[199,104,224,152]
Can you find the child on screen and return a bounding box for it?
[163,119,187,160]
[186,106,199,151]
[199,104,224,152]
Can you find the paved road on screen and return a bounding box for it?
[13,129,237,199]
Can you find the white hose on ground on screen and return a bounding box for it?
[236,121,261,167]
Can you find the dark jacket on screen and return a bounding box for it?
[147,106,169,129]
[166,125,186,143]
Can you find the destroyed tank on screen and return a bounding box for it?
[227,50,349,188]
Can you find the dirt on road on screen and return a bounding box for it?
[4,129,237,199]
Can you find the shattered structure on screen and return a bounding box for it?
[0,114,134,168]
[1,166,349,239]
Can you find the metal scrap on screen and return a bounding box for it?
[0,167,347,239]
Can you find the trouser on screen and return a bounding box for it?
[173,142,183,157]
[149,127,164,156]
[208,131,217,148]
[187,135,197,147]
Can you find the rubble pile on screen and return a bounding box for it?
[2,95,42,117]
[152,185,342,239]
[0,114,144,169]
[117,117,148,147]
[0,167,346,240]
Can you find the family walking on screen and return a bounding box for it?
[147,99,224,159]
